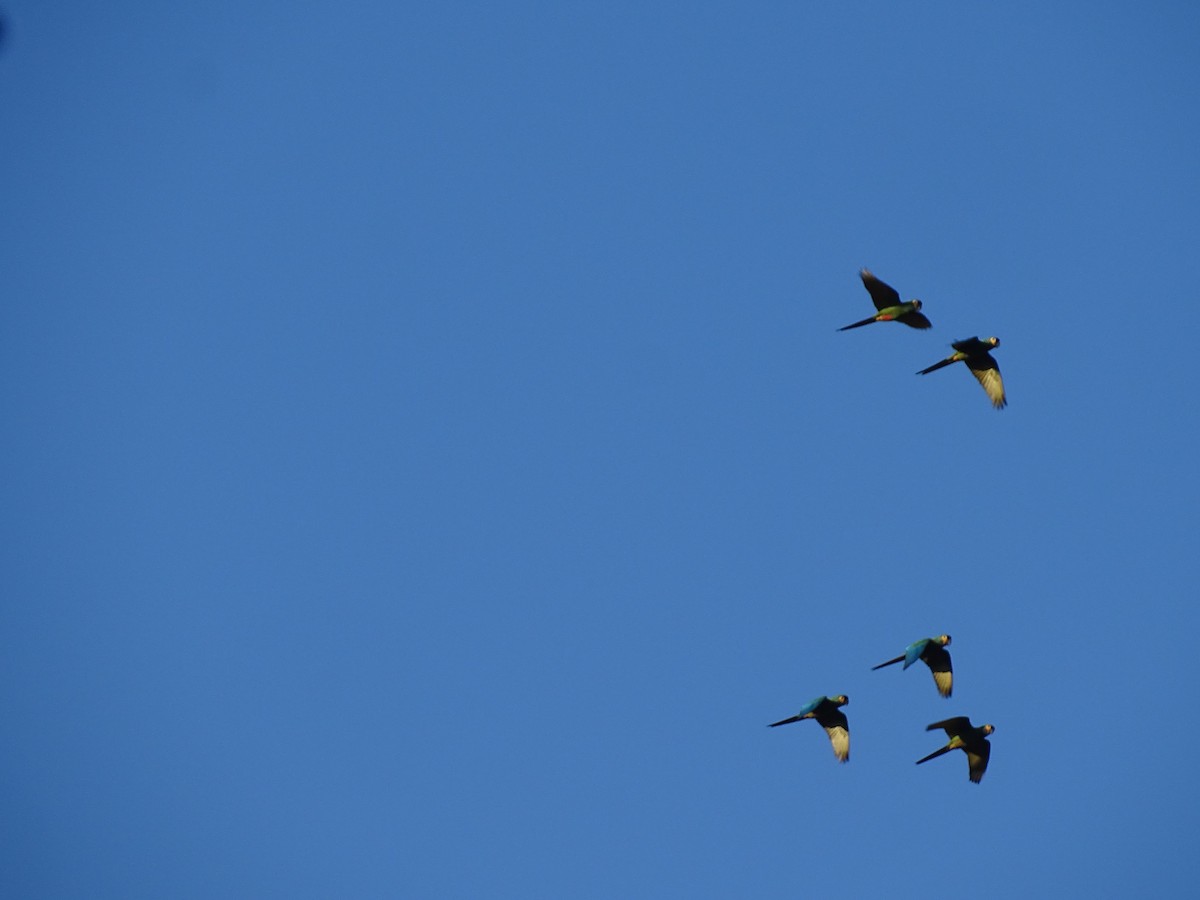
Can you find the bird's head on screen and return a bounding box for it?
[911,299,923,310]
[981,724,996,736]
[936,634,952,646]
[833,695,849,706]
[986,336,1001,348]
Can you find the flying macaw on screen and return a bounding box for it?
[872,634,953,697]
[838,269,932,331]
[916,717,996,783]
[917,336,1006,409]
[769,695,850,762]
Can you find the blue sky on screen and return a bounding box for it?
[2,2,1198,897]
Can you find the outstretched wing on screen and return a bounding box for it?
[770,696,824,726]
[896,308,932,329]
[966,354,1006,408]
[816,708,850,763]
[902,639,931,669]
[923,645,953,697]
[793,696,823,718]
[927,717,972,738]
[860,269,901,311]
[966,741,991,783]
[951,337,991,354]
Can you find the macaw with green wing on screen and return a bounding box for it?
[838,269,932,331]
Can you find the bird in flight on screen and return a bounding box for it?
[838,269,932,331]
[769,695,850,762]
[872,634,953,697]
[916,717,996,783]
[917,336,1007,408]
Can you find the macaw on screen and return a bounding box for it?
[769,695,850,762]
[872,635,953,697]
[917,336,1006,409]
[916,717,995,783]
[839,269,932,331]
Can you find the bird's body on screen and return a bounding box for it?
[769,694,850,762]
[917,336,1006,408]
[916,717,995,783]
[839,269,932,331]
[872,634,953,697]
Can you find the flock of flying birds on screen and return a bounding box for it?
[769,635,997,783]
[838,269,1007,409]
[769,271,1003,782]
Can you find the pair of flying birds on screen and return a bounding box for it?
[770,635,997,783]
[842,269,1007,410]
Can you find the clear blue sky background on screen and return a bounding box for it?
[2,2,1198,897]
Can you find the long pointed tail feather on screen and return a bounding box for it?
[769,715,802,728]
[838,316,877,331]
[871,655,904,670]
[915,745,953,766]
[917,357,956,376]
